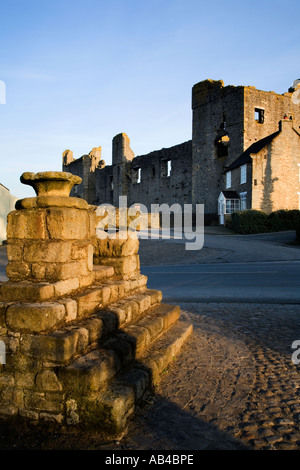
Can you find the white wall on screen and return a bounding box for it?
[0,184,18,244]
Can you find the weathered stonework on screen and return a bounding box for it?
[0,171,192,434]
[62,79,300,222]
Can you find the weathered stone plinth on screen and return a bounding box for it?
[0,171,192,435]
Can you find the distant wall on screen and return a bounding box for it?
[0,184,18,244]
[127,140,192,210]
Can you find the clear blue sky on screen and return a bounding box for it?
[0,0,299,197]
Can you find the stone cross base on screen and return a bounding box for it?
[0,172,192,436]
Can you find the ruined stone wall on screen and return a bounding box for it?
[127,141,192,210]
[62,79,300,219]
[94,165,114,206]
[63,148,104,205]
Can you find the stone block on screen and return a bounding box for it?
[75,287,104,318]
[23,240,72,263]
[78,273,95,288]
[6,261,31,281]
[31,264,46,281]
[94,235,139,258]
[58,299,77,322]
[20,329,83,363]
[93,265,114,281]
[15,371,35,388]
[24,392,63,413]
[98,255,140,277]
[7,209,48,240]
[46,207,89,240]
[53,278,80,297]
[6,302,65,333]
[6,241,24,261]
[70,241,89,260]
[44,261,88,282]
[36,370,63,392]
[83,317,104,344]
[0,303,6,328]
[1,282,55,302]
[58,261,89,280]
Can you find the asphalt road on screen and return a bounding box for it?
[141,260,300,304]
[140,230,300,304]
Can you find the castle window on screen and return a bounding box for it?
[137,168,141,183]
[240,192,247,211]
[167,160,172,177]
[226,171,231,189]
[240,164,247,184]
[152,166,156,177]
[161,160,171,178]
[255,108,264,124]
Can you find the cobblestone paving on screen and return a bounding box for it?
[111,303,300,451]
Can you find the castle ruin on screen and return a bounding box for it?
[63,79,300,224]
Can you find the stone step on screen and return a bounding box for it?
[74,274,148,318]
[70,320,193,434]
[59,303,180,392]
[93,265,115,281]
[106,289,163,327]
[118,302,180,357]
[21,289,163,364]
[0,274,150,334]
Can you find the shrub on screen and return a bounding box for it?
[266,209,300,232]
[231,210,268,234]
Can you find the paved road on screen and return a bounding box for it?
[139,230,300,304]
[141,261,300,304]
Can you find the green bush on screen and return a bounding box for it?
[231,210,268,234]
[231,209,300,235]
[266,209,300,232]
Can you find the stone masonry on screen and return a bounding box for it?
[62,79,300,221]
[0,171,192,434]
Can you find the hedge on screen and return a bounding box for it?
[231,209,300,235]
[231,210,268,234]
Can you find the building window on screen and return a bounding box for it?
[255,108,264,124]
[240,164,247,184]
[225,199,240,214]
[152,166,156,178]
[133,167,141,183]
[240,192,247,211]
[226,171,231,189]
[161,160,171,178]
